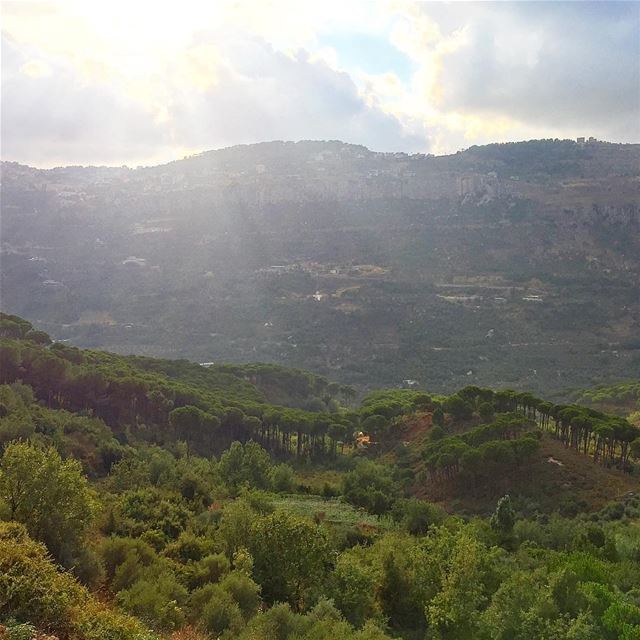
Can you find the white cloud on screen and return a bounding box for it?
[385,2,640,147]
[164,32,427,153]
[19,59,52,78]
[1,25,427,166]
[1,1,638,166]
[1,35,168,166]
[435,4,639,127]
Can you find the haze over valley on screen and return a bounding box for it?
[3,138,639,397]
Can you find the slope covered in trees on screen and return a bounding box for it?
[0,313,355,463]
[1,318,640,639]
[574,381,640,426]
[2,139,639,396]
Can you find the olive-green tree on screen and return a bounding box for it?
[249,511,331,610]
[0,442,98,564]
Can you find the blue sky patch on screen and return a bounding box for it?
[320,32,416,81]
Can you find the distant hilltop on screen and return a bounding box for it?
[2,137,637,172]
[1,136,639,396]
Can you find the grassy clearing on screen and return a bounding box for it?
[293,468,345,493]
[270,493,390,531]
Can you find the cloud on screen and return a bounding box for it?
[19,59,52,78]
[1,35,167,166]
[392,2,640,144]
[0,1,638,166]
[446,5,637,125]
[165,32,428,153]
[1,24,428,167]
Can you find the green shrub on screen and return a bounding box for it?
[100,537,159,589]
[198,585,245,636]
[186,553,231,589]
[72,601,159,640]
[342,460,398,515]
[391,499,445,535]
[0,522,85,634]
[0,523,157,639]
[163,532,218,564]
[220,571,261,619]
[4,620,36,640]
[116,571,187,631]
[270,464,296,493]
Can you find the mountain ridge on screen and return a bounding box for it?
[2,138,639,397]
[3,136,639,172]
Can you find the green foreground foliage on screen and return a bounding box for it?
[0,317,639,639]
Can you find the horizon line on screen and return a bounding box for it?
[2,136,636,172]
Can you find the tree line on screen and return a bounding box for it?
[0,314,355,462]
[415,386,640,475]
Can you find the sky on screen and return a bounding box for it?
[1,0,639,167]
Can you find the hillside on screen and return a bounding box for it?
[2,139,640,397]
[573,380,640,424]
[413,430,639,515]
[1,318,640,638]
[0,313,354,465]
[362,387,640,516]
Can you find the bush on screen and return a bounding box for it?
[391,499,445,535]
[218,441,272,490]
[239,602,304,640]
[116,571,187,631]
[331,553,381,627]
[100,537,159,585]
[270,464,296,493]
[163,533,218,564]
[73,545,106,588]
[4,621,36,640]
[322,482,340,498]
[186,553,231,589]
[198,585,245,636]
[72,600,159,640]
[342,460,399,515]
[0,522,85,634]
[219,571,261,619]
[0,442,99,563]
[601,502,625,521]
[0,523,157,640]
[249,511,330,609]
[114,488,192,539]
[514,519,546,547]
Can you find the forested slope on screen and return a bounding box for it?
[1,316,640,639]
[3,139,639,396]
[573,381,640,425]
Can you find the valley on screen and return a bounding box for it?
[1,315,639,639]
[2,139,639,398]
[3,3,639,638]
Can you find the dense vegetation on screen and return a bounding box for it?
[3,139,639,396]
[1,316,639,639]
[575,381,640,426]
[0,313,355,463]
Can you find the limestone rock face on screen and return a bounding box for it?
[2,139,639,395]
